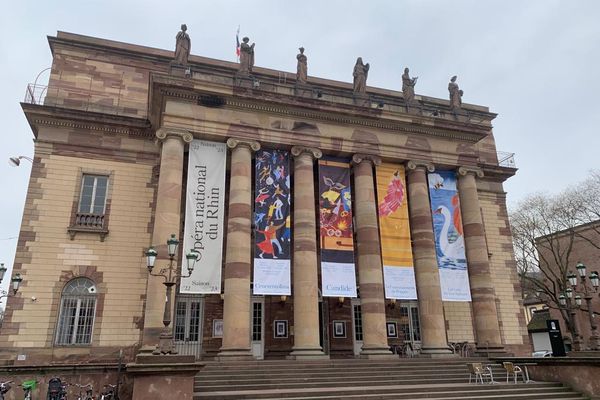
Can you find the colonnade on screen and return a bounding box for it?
[141,131,504,359]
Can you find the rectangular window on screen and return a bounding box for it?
[56,296,96,345]
[353,304,363,341]
[78,175,108,214]
[252,302,262,341]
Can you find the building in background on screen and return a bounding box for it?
[0,30,527,367]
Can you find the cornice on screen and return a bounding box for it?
[21,103,152,139]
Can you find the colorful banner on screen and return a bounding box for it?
[253,149,291,295]
[427,171,472,301]
[376,164,417,299]
[181,139,227,294]
[318,159,357,297]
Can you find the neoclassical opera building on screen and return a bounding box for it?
[1,29,528,364]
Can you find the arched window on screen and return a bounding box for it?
[55,277,97,345]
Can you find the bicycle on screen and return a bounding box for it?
[99,384,118,400]
[0,380,13,400]
[20,379,38,400]
[74,384,94,400]
[47,377,68,400]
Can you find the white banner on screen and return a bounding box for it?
[253,259,291,295]
[383,266,417,300]
[321,262,358,297]
[181,139,226,294]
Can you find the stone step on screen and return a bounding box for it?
[194,382,585,399]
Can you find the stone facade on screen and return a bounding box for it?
[1,30,529,372]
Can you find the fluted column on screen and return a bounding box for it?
[457,167,503,350]
[289,146,328,359]
[141,128,193,351]
[406,161,453,356]
[352,154,394,358]
[218,138,260,360]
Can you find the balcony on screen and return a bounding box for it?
[67,212,109,241]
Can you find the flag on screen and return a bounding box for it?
[235,26,240,59]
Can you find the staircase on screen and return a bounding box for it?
[194,358,589,399]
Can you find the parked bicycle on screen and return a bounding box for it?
[21,379,38,400]
[47,377,68,400]
[99,384,118,400]
[0,380,12,400]
[74,384,94,400]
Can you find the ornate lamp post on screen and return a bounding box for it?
[568,262,600,350]
[145,234,198,355]
[559,290,583,351]
[0,263,24,300]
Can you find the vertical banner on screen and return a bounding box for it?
[318,159,357,297]
[376,164,417,299]
[253,149,291,295]
[181,139,227,294]
[427,171,472,301]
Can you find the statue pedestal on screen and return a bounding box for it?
[128,355,203,400]
[353,93,370,107]
[294,82,312,98]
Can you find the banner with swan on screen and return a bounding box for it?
[427,171,472,301]
[253,149,291,295]
[318,158,357,298]
[376,163,417,299]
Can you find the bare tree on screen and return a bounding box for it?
[510,170,600,340]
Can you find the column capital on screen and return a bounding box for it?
[458,166,484,178]
[226,138,261,152]
[407,160,435,172]
[352,153,381,166]
[156,128,194,143]
[291,146,322,159]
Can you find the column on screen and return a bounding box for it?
[406,160,453,356]
[457,167,503,350]
[141,128,193,351]
[352,154,394,358]
[218,138,260,360]
[289,146,328,359]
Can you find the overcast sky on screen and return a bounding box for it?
[1,0,599,298]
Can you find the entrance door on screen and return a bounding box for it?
[352,299,363,356]
[251,297,264,359]
[399,301,422,353]
[174,294,203,359]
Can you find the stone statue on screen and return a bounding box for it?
[239,37,255,74]
[296,47,308,84]
[174,24,191,66]
[402,67,418,104]
[353,57,370,94]
[448,75,463,110]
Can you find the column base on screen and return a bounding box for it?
[288,346,329,360]
[216,348,254,361]
[360,346,396,360]
[419,347,456,358]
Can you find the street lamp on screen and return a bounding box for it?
[569,262,600,351]
[145,234,198,355]
[8,156,33,167]
[0,272,23,300]
[558,291,583,351]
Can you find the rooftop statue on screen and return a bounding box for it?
[174,24,191,66]
[239,37,255,74]
[402,67,418,104]
[448,75,463,110]
[296,47,308,84]
[353,57,370,95]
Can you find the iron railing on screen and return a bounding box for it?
[497,151,516,168]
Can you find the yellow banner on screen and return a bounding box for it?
[376,163,417,299]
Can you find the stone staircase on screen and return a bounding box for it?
[194,358,589,399]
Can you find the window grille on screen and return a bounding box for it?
[55,278,97,345]
[252,303,262,341]
[410,306,422,342]
[353,304,363,341]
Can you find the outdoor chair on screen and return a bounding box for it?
[467,362,493,384]
[502,361,525,383]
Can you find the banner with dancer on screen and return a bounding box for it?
[376,163,417,299]
[181,139,227,294]
[253,149,291,295]
[427,170,472,301]
[318,158,357,298]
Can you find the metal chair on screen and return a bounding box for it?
[502,361,525,383]
[467,362,493,384]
